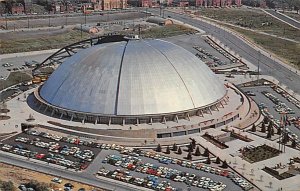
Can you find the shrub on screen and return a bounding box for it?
[261,123,266,133]
[0,181,14,191]
[203,148,210,157]
[206,156,211,164]
[187,151,192,160]
[194,146,201,156]
[156,144,162,152]
[166,146,170,154]
[222,160,228,168]
[177,147,182,155]
[172,143,178,151]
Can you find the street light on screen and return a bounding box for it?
[5,15,7,30]
[257,51,261,85]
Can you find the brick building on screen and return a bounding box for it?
[139,0,152,7]
[102,0,127,10]
[11,3,24,14]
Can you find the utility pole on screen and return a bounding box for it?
[27,16,30,28]
[138,24,141,37]
[48,16,50,27]
[65,15,68,25]
[84,13,87,25]
[81,23,83,39]
[257,51,260,85]
[160,6,162,17]
[5,15,7,30]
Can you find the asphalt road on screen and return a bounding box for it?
[265,10,300,29]
[0,151,146,191]
[0,12,145,30]
[148,8,300,94]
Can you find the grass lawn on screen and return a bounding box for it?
[0,71,32,91]
[0,29,91,54]
[225,24,300,68]
[139,24,197,38]
[0,24,196,54]
[197,8,300,42]
[283,12,300,21]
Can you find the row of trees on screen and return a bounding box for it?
[155,143,228,168]
[156,143,210,157]
[251,118,297,148]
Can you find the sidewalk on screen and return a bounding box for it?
[194,126,300,191]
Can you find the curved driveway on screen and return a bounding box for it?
[265,9,300,29]
[149,9,300,93]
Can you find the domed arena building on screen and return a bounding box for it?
[30,35,253,140]
[34,38,226,124]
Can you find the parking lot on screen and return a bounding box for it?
[241,85,300,143]
[164,34,242,71]
[1,129,101,170]
[0,52,53,80]
[96,148,252,191]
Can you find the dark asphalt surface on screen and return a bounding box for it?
[241,86,300,140]
[2,132,101,167]
[0,151,146,191]
[148,8,300,94]
[88,149,242,191]
[265,10,300,29]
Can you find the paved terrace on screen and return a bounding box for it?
[0,82,258,146]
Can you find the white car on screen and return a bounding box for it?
[52,177,62,184]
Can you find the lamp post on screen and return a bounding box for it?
[257,51,260,85]
[5,15,7,30]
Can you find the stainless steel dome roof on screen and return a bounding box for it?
[40,39,226,116]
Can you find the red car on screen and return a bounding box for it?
[35,153,46,159]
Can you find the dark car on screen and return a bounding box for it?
[64,183,74,188]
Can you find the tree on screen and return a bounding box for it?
[277,127,282,135]
[221,160,228,168]
[292,139,297,148]
[166,146,170,154]
[268,121,274,136]
[187,151,192,160]
[191,138,196,149]
[283,133,289,144]
[216,157,221,164]
[206,156,211,164]
[203,148,209,157]
[0,181,14,191]
[194,146,201,156]
[261,122,266,133]
[251,124,256,132]
[25,180,49,191]
[172,143,177,151]
[188,142,194,152]
[156,144,162,152]
[177,147,182,155]
[263,117,269,124]
[266,130,272,139]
